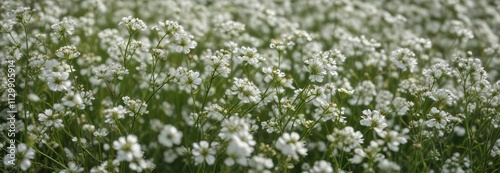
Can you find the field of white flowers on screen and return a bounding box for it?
[1,0,500,172]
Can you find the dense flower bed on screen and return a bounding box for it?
[1,0,500,172]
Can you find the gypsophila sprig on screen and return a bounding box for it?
[3,1,500,172]
[158,124,183,147]
[192,141,217,165]
[119,16,147,33]
[55,45,80,60]
[152,20,184,36]
[390,48,417,72]
[360,109,388,133]
[51,17,76,38]
[7,7,35,25]
[226,78,261,104]
[2,143,35,171]
[275,132,307,161]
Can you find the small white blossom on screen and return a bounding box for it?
[327,126,364,153]
[224,136,253,166]
[227,78,261,104]
[158,125,183,147]
[7,7,35,24]
[233,46,264,68]
[248,154,274,173]
[172,33,197,54]
[52,18,76,38]
[152,20,184,36]
[118,16,147,33]
[360,109,388,133]
[55,45,80,60]
[38,109,64,128]
[104,105,129,124]
[310,160,333,173]
[178,70,202,92]
[377,128,409,152]
[112,135,143,162]
[390,48,417,72]
[202,50,231,78]
[275,132,307,161]
[122,96,149,116]
[3,143,35,171]
[192,141,217,165]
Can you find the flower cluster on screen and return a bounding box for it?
[1,0,499,172]
[118,16,147,33]
[152,20,197,54]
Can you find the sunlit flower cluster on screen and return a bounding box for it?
[1,0,499,172]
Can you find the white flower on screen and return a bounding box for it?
[327,126,364,153]
[158,125,183,147]
[118,16,147,32]
[90,160,120,173]
[303,50,344,83]
[423,89,457,106]
[270,39,290,52]
[219,116,250,140]
[346,35,381,52]
[224,136,253,166]
[93,128,109,137]
[202,50,231,78]
[47,72,72,91]
[112,135,143,162]
[38,109,64,128]
[360,109,387,133]
[377,159,401,172]
[92,63,129,81]
[377,129,409,152]
[122,96,149,116]
[442,152,470,173]
[152,20,184,36]
[55,45,80,60]
[172,33,197,54]
[490,139,500,157]
[425,107,452,130]
[3,143,35,171]
[310,160,333,173]
[349,148,367,164]
[227,78,261,103]
[192,141,216,165]
[401,37,432,52]
[248,154,274,173]
[1,19,16,32]
[205,103,226,121]
[349,80,377,106]
[391,97,413,116]
[59,161,84,173]
[178,70,202,92]
[262,67,294,93]
[233,46,264,68]
[304,58,326,82]
[217,21,245,38]
[282,29,313,45]
[128,159,154,172]
[51,17,76,38]
[62,90,84,109]
[7,7,35,24]
[275,132,307,161]
[163,149,178,163]
[390,48,417,72]
[104,105,129,124]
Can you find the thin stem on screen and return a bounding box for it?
[123,33,134,68]
[201,71,217,111]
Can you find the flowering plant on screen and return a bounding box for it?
[1,0,500,172]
